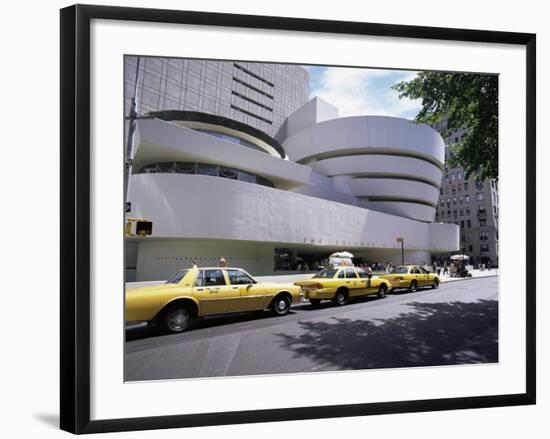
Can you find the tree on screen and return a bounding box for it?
[392,72,498,180]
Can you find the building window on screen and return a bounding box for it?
[480,244,489,252]
[440,188,443,195]
[480,231,488,241]
[440,199,445,206]
[467,232,472,242]
[476,192,484,201]
[460,220,465,228]
[466,208,471,216]
[467,219,471,228]
[464,182,469,191]
[452,197,457,205]
[465,195,470,203]
[458,183,462,191]
[447,198,451,207]
[445,174,449,182]
[479,218,487,227]
[460,208,464,216]
[274,248,291,271]
[138,161,275,188]
[451,173,455,181]
[475,179,484,190]
[457,172,462,180]
[468,245,473,252]
[459,196,463,204]
[452,186,456,195]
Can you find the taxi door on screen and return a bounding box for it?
[192,269,237,315]
[227,269,266,311]
[344,268,362,297]
[410,266,427,287]
[418,267,431,286]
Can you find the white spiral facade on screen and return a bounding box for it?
[281,104,445,223]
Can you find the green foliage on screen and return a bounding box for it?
[393,72,498,180]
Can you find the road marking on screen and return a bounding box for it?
[198,333,242,377]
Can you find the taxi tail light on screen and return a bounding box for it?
[308,283,323,290]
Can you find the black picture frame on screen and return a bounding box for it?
[60,4,536,434]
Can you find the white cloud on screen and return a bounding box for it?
[307,67,422,119]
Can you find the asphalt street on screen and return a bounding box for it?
[125,276,498,382]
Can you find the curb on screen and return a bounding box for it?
[440,274,499,284]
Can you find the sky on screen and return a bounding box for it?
[303,65,423,120]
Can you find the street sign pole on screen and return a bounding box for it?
[397,237,405,265]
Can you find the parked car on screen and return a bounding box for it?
[294,266,392,307]
[126,267,303,333]
[380,264,440,292]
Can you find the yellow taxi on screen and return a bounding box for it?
[294,266,392,307]
[380,264,440,292]
[126,267,303,333]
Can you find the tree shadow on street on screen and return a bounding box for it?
[275,300,498,370]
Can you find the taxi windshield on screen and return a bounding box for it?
[390,266,409,274]
[315,268,338,278]
[165,269,189,284]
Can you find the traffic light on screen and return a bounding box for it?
[125,218,153,237]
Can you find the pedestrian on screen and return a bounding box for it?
[443,260,448,276]
[432,260,438,274]
[218,257,227,267]
[191,259,198,268]
[365,264,373,288]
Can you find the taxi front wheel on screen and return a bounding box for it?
[271,295,291,316]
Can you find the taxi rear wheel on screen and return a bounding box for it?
[333,288,348,306]
[377,284,387,299]
[432,278,440,289]
[409,280,418,293]
[160,304,194,334]
[271,294,291,316]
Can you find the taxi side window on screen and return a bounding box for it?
[194,270,205,287]
[413,267,421,274]
[338,270,345,279]
[345,268,357,278]
[356,269,369,279]
[228,269,254,285]
[197,269,226,287]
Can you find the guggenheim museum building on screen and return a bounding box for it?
[125,57,459,281]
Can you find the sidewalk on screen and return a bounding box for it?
[438,268,499,283]
[126,268,498,289]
